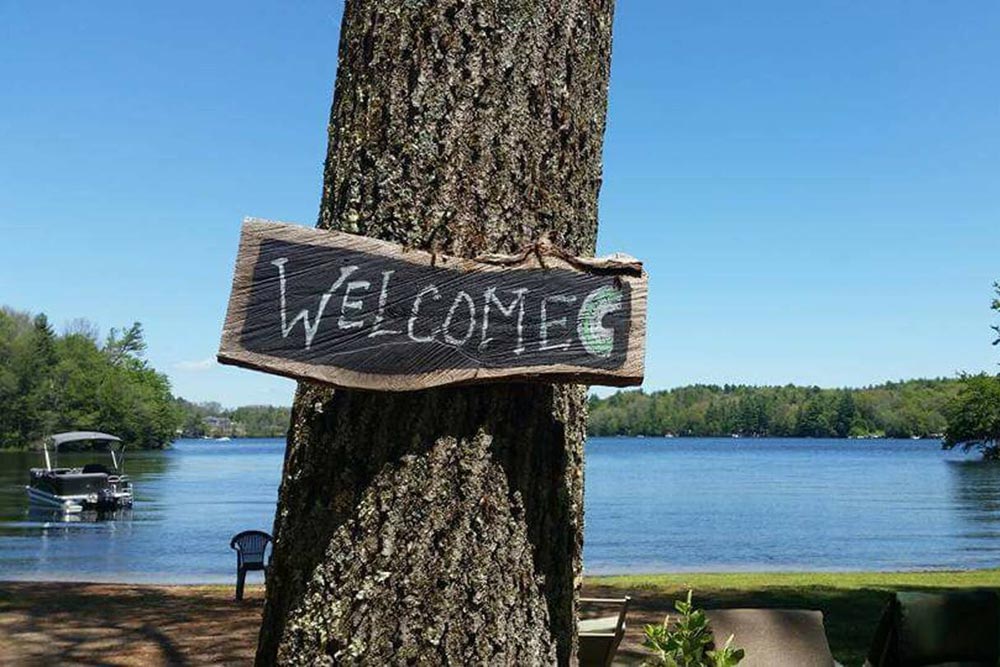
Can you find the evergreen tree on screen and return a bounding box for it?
[834,391,857,438]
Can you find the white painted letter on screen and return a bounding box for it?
[442,291,476,346]
[480,287,529,354]
[271,258,357,349]
[408,285,441,343]
[540,295,577,351]
[369,270,402,338]
[338,280,371,329]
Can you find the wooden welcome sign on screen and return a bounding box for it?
[218,219,647,391]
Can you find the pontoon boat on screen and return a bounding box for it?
[26,431,134,513]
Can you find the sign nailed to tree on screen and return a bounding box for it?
[218,219,647,391]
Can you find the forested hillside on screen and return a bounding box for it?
[0,307,181,449]
[588,379,960,438]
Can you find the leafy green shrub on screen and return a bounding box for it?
[641,590,744,667]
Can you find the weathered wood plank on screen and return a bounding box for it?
[218,219,646,391]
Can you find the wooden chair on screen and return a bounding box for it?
[578,596,631,667]
[230,530,272,601]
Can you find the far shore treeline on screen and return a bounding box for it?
[588,380,961,439]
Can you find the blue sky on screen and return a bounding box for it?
[2,2,997,406]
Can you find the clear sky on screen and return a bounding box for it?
[2,2,997,407]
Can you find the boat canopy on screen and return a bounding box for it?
[41,432,125,472]
[49,432,122,448]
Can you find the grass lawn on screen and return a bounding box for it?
[585,569,1000,665]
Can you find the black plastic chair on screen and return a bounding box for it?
[230,530,272,601]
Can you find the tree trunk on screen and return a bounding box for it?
[256,1,615,664]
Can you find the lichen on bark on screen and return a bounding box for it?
[256,0,615,664]
[277,432,556,665]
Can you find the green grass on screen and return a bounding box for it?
[586,569,1000,666]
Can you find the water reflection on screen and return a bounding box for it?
[26,507,135,525]
[947,460,1000,534]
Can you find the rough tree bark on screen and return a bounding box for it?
[256,1,615,664]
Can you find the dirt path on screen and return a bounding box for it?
[0,583,263,666]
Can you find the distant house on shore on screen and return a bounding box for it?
[201,416,246,438]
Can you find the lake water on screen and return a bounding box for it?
[0,437,996,582]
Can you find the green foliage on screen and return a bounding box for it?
[589,380,958,439]
[944,373,1000,460]
[942,282,1000,460]
[642,590,744,667]
[104,322,147,366]
[0,307,182,449]
[229,405,290,437]
[706,635,744,667]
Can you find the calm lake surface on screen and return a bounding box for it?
[0,437,996,582]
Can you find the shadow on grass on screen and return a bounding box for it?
[0,582,264,666]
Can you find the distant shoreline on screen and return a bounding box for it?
[0,433,949,452]
[588,378,961,440]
